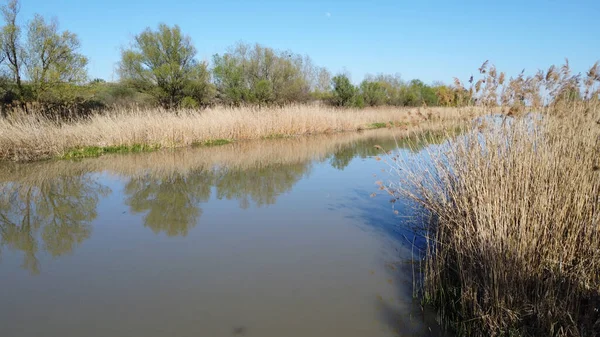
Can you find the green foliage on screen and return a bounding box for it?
[212,53,248,105]
[310,90,334,102]
[61,143,161,159]
[262,133,289,139]
[212,42,312,106]
[336,74,444,108]
[352,93,365,108]
[26,14,88,94]
[192,139,232,147]
[0,0,462,116]
[370,122,387,129]
[33,83,102,118]
[118,23,211,108]
[89,81,155,108]
[331,74,357,107]
[360,80,387,106]
[407,79,439,106]
[180,96,199,109]
[254,79,274,104]
[0,0,88,116]
[1,0,24,98]
[182,61,215,107]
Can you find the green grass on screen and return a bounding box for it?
[370,122,388,129]
[57,122,410,161]
[369,121,408,129]
[60,143,161,159]
[262,133,290,139]
[192,139,232,147]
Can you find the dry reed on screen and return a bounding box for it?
[385,61,600,336]
[0,127,427,184]
[0,104,476,162]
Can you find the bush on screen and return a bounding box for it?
[360,80,387,106]
[180,96,199,109]
[331,74,357,107]
[212,42,312,106]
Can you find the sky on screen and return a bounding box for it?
[16,0,600,84]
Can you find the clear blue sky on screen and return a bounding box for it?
[17,0,600,84]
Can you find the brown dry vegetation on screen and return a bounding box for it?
[0,104,477,162]
[0,127,423,182]
[385,61,600,336]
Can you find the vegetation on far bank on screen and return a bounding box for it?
[0,0,480,120]
[384,61,600,337]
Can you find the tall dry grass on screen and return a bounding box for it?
[0,104,476,161]
[0,127,425,184]
[385,61,600,336]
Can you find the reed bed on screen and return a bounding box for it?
[385,61,600,336]
[0,126,453,186]
[0,104,474,162]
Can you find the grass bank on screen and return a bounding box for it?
[385,103,600,336]
[0,105,475,161]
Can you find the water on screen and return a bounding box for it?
[0,129,448,337]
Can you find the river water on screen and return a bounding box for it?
[0,128,448,337]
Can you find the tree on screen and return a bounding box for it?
[315,67,332,93]
[363,73,404,106]
[0,0,23,97]
[212,42,312,105]
[360,80,387,106]
[407,79,438,106]
[181,61,214,107]
[0,0,88,108]
[212,52,248,105]
[25,14,88,95]
[331,74,356,106]
[119,24,211,108]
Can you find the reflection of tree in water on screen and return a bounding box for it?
[122,130,454,236]
[124,170,212,237]
[214,163,310,209]
[329,131,454,170]
[0,129,456,272]
[124,163,310,236]
[0,174,110,274]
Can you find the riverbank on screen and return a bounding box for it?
[386,103,600,336]
[0,105,476,162]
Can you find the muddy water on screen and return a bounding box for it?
[0,129,449,337]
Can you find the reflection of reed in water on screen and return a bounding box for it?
[0,127,455,272]
[0,126,454,182]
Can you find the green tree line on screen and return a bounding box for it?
[0,0,465,118]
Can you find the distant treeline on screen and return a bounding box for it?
[0,0,472,118]
[0,0,592,119]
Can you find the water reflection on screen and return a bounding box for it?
[214,162,309,208]
[330,130,454,170]
[125,170,212,236]
[0,127,455,272]
[0,174,109,273]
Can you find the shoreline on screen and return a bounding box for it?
[0,105,478,162]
